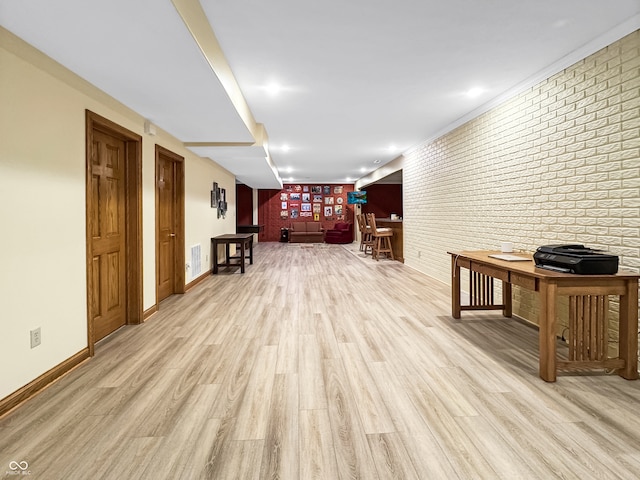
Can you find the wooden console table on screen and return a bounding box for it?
[212,234,254,274]
[448,250,639,382]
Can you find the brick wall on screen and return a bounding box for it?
[258,184,355,241]
[403,31,640,342]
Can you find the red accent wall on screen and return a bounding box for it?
[362,184,403,219]
[258,184,355,242]
[236,183,253,226]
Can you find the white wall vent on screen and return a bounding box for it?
[190,244,201,278]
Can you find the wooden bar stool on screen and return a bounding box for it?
[366,213,394,261]
[357,213,373,255]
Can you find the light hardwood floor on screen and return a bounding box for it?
[2,242,640,479]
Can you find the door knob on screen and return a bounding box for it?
[169,233,176,237]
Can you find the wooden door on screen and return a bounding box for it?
[156,146,185,303]
[86,111,142,355]
[89,130,127,341]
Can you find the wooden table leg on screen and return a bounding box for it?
[240,240,246,273]
[618,279,639,380]
[212,239,219,274]
[502,281,512,318]
[539,280,557,382]
[451,255,461,319]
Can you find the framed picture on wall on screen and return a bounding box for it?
[301,203,311,212]
[217,188,227,218]
[312,186,322,193]
[324,206,332,217]
[302,193,310,202]
[211,182,219,208]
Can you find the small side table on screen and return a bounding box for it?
[211,233,254,274]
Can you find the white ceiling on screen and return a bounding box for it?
[2,0,639,188]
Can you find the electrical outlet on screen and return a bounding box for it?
[30,327,41,348]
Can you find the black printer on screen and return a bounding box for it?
[533,244,619,274]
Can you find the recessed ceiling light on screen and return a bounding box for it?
[360,167,367,173]
[373,159,381,164]
[281,144,290,152]
[466,87,484,98]
[388,145,397,153]
[265,83,282,96]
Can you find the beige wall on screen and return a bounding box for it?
[403,31,640,340]
[0,30,236,400]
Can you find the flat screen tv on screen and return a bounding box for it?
[347,191,367,204]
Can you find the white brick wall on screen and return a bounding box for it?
[404,31,639,339]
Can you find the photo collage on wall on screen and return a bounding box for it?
[282,184,350,221]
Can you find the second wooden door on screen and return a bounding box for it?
[156,146,185,303]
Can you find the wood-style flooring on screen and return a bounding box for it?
[2,242,640,479]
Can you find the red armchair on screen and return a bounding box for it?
[324,222,353,244]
